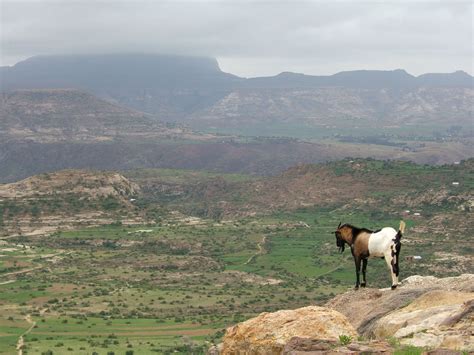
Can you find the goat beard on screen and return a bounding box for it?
[338,244,345,253]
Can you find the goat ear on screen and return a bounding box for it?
[337,221,342,229]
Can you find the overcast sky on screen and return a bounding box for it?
[1,0,472,77]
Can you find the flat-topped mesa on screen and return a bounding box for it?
[1,53,235,90]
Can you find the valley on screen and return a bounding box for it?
[0,159,472,354]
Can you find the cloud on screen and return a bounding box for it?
[1,0,472,76]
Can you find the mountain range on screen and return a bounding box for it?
[1,54,472,128]
[2,54,472,91]
[0,54,472,182]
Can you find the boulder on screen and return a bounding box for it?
[221,306,357,355]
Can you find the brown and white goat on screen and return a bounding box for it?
[335,221,406,290]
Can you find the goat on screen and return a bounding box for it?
[335,221,406,290]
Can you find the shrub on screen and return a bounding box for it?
[338,334,353,346]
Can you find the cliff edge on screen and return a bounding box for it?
[212,274,473,354]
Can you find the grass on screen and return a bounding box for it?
[23,316,217,353]
[338,334,353,346]
[0,211,356,353]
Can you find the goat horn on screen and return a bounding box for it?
[337,221,342,228]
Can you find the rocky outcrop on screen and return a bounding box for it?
[214,274,473,354]
[372,291,473,350]
[221,306,357,354]
[0,169,140,199]
[326,274,473,332]
[326,274,474,352]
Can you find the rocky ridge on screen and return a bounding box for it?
[0,169,140,199]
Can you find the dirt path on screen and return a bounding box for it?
[17,314,36,355]
[315,264,343,279]
[244,236,267,265]
[16,308,48,355]
[1,250,71,281]
[0,279,16,285]
[1,266,43,278]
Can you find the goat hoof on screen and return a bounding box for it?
[391,285,397,290]
[354,285,359,290]
[361,283,366,288]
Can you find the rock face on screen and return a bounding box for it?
[215,275,473,354]
[373,290,473,350]
[221,306,357,354]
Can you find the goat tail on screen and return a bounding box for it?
[398,220,406,236]
[392,221,405,277]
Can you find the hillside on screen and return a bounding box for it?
[195,86,473,128]
[131,158,474,218]
[0,170,144,236]
[3,129,471,183]
[0,89,213,143]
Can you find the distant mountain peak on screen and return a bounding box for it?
[276,71,306,77]
[1,53,240,92]
[453,70,471,77]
